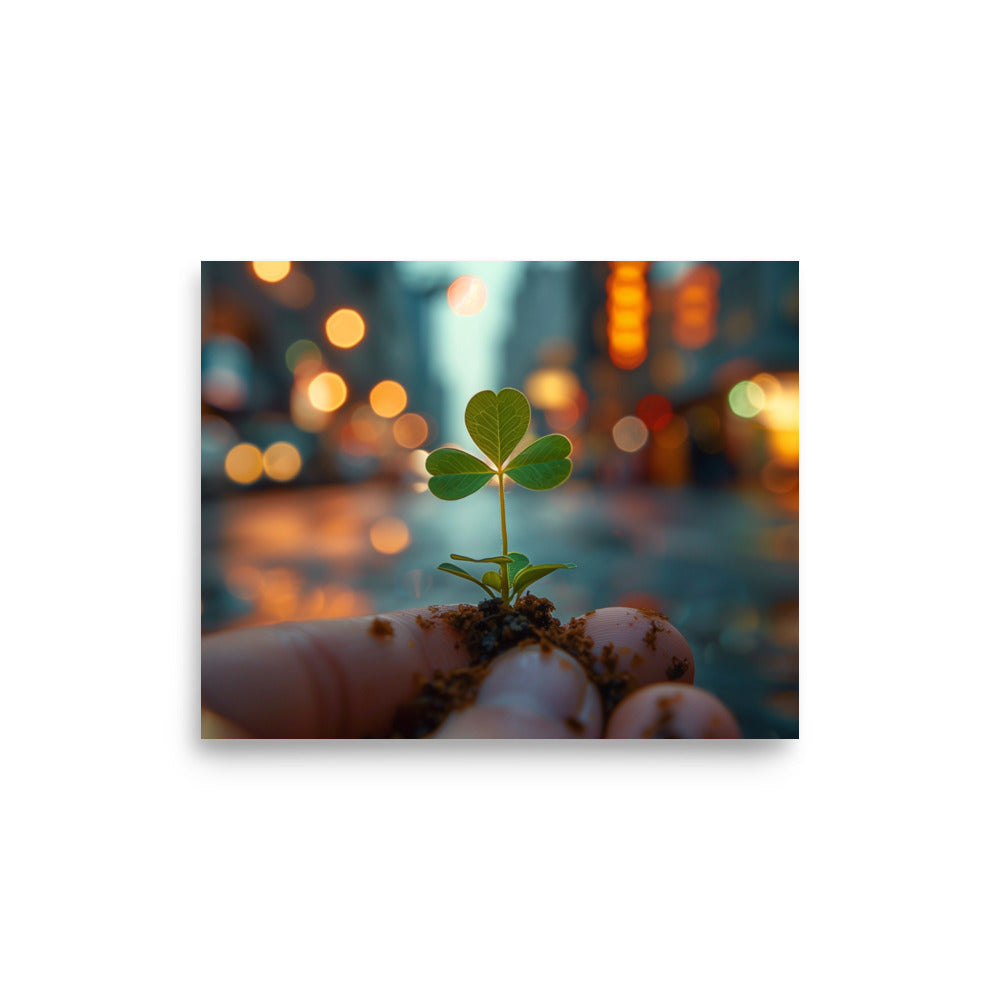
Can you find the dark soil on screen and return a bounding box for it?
[390,594,639,738]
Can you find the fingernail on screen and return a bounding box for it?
[475,643,602,733]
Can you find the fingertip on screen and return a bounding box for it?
[605,683,742,739]
[201,707,252,739]
[579,608,695,687]
[433,644,603,739]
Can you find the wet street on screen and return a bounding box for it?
[202,481,799,737]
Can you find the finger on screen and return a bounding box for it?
[201,606,470,738]
[432,644,603,738]
[201,707,252,738]
[605,683,742,738]
[577,607,695,686]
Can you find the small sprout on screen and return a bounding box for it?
[425,388,576,605]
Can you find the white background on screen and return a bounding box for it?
[2,2,998,998]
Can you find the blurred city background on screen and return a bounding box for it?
[201,261,799,737]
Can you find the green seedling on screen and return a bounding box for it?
[425,387,575,606]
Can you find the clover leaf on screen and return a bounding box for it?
[424,388,576,605]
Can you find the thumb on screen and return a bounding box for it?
[432,644,604,739]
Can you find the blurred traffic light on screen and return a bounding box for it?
[672,264,720,349]
[606,261,650,369]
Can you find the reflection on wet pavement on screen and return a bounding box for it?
[202,482,798,737]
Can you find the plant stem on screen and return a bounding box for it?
[498,469,510,603]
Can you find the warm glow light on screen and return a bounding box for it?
[285,339,321,374]
[612,415,649,453]
[370,516,411,554]
[447,275,487,316]
[762,460,798,494]
[729,380,767,418]
[610,336,647,370]
[409,449,431,477]
[225,565,264,601]
[751,372,783,406]
[262,441,302,482]
[369,380,407,418]
[290,386,332,431]
[307,372,348,412]
[755,376,799,430]
[393,412,429,448]
[656,416,689,448]
[768,429,800,465]
[251,261,291,283]
[350,405,385,445]
[607,261,649,369]
[672,264,719,349]
[224,443,264,484]
[607,282,645,308]
[546,400,581,431]
[523,368,580,410]
[608,304,648,329]
[325,309,366,348]
[636,394,673,430]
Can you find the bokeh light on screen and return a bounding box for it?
[202,334,252,410]
[369,380,407,418]
[612,415,650,452]
[751,372,783,406]
[369,516,411,554]
[307,372,348,412]
[262,441,302,482]
[349,404,386,446]
[729,380,767,418]
[251,261,291,283]
[607,261,650,370]
[636,393,673,430]
[224,443,264,484]
[325,308,366,348]
[523,368,580,410]
[290,386,332,431]
[672,264,719,349]
[392,413,429,448]
[447,275,487,316]
[285,339,321,374]
[409,449,431,479]
[754,374,799,430]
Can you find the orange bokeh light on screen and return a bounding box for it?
[224,443,264,484]
[369,380,407,418]
[262,441,302,482]
[671,264,719,349]
[369,516,411,554]
[251,261,291,283]
[325,308,366,348]
[392,413,429,449]
[307,372,348,412]
[447,275,487,316]
[607,261,649,369]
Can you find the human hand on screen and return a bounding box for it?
[201,605,741,738]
